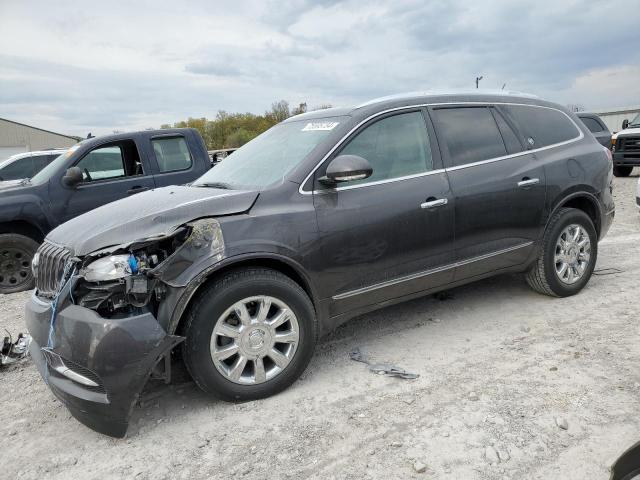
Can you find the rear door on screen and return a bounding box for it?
[146,133,202,187]
[55,140,156,223]
[312,109,455,316]
[430,104,546,280]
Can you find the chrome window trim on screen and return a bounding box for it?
[313,168,446,194]
[299,102,583,195]
[332,241,533,300]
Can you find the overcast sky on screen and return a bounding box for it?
[1,0,638,137]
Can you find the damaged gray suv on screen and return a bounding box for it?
[26,92,615,437]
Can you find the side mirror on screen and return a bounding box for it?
[319,155,373,185]
[62,166,83,187]
[622,119,629,129]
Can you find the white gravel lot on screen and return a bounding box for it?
[1,175,639,480]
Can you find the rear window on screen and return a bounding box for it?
[507,105,580,148]
[579,116,605,133]
[152,136,192,172]
[432,107,507,167]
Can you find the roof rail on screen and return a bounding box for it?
[356,90,538,108]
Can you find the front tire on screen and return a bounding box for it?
[182,267,317,401]
[0,233,39,294]
[526,208,597,297]
[613,166,633,177]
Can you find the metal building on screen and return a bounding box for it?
[0,118,79,159]
[588,106,640,133]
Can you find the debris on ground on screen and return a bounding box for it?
[485,445,500,465]
[555,417,569,430]
[349,347,419,380]
[1,332,31,367]
[413,460,427,473]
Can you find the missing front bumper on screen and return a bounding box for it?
[25,293,183,437]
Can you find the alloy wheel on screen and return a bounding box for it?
[554,224,591,285]
[210,296,300,385]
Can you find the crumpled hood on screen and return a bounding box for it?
[48,185,259,256]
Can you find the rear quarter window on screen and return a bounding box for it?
[579,116,605,133]
[507,105,580,148]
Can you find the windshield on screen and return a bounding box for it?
[193,116,346,190]
[30,146,76,184]
[629,113,640,128]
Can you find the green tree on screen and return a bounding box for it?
[161,99,321,150]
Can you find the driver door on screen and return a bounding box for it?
[56,140,155,223]
[312,109,455,316]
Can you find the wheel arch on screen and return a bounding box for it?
[547,191,602,237]
[168,253,318,336]
[0,220,45,242]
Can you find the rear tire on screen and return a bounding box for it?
[613,166,633,177]
[0,233,39,294]
[182,267,317,402]
[526,208,597,297]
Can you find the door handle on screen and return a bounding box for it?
[517,178,539,188]
[127,186,149,195]
[421,198,448,209]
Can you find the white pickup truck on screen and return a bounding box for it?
[611,112,640,177]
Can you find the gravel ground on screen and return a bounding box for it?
[1,175,639,479]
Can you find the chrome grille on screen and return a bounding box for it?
[35,242,71,298]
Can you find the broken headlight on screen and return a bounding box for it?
[83,254,134,282]
[74,218,225,316]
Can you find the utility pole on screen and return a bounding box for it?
[501,83,507,90]
[475,75,483,89]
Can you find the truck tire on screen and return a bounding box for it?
[526,208,597,297]
[182,267,317,402]
[0,233,39,294]
[613,166,633,177]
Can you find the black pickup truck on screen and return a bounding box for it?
[0,128,211,293]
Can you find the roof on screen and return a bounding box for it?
[284,90,549,123]
[0,117,79,141]
[355,90,538,108]
[74,128,196,149]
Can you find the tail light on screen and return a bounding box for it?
[603,145,613,162]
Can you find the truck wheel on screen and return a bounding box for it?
[526,208,597,297]
[0,233,39,294]
[613,166,633,177]
[182,267,317,401]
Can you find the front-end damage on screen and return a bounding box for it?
[25,218,225,437]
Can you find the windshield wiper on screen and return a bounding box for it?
[193,182,233,190]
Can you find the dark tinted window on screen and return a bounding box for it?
[31,154,53,174]
[507,105,580,148]
[432,107,507,167]
[492,109,523,154]
[338,111,432,185]
[579,116,605,133]
[0,156,34,180]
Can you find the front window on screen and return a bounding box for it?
[192,116,346,190]
[629,113,640,128]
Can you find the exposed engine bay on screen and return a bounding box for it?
[69,218,225,320]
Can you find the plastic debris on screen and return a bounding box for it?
[1,331,31,367]
[349,347,419,380]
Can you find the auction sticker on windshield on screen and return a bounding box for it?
[302,121,340,131]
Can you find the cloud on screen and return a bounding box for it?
[0,0,638,136]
